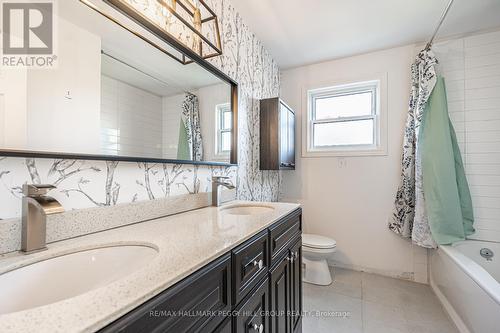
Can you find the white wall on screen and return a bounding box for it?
[432,29,500,242]
[26,17,101,154]
[101,75,163,158]
[0,67,27,148]
[162,93,184,158]
[280,45,429,283]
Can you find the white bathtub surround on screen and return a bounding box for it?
[0,190,235,255]
[0,201,300,333]
[430,29,500,243]
[430,240,500,333]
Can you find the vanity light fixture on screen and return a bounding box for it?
[81,0,222,64]
[154,0,221,60]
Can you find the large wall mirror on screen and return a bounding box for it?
[0,0,237,165]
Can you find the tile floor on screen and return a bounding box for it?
[302,267,458,333]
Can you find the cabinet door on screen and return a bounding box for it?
[269,253,291,333]
[214,317,232,333]
[289,239,302,333]
[234,278,269,333]
[99,254,231,333]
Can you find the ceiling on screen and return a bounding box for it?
[231,0,500,69]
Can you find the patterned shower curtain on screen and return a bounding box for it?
[389,50,438,248]
[180,93,203,161]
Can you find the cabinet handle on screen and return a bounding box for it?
[287,253,294,263]
[251,323,264,333]
[253,259,264,269]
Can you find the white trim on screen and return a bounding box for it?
[301,73,388,158]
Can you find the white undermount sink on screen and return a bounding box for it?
[0,245,158,314]
[220,205,275,215]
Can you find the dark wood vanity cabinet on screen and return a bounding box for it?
[260,98,296,170]
[99,209,302,333]
[269,237,302,333]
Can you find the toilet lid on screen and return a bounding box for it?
[302,234,336,249]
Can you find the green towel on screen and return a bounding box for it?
[177,120,190,160]
[420,77,474,245]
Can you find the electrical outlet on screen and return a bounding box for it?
[338,158,347,168]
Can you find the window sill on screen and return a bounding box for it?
[302,147,387,158]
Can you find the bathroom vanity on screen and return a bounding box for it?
[99,207,302,333]
[0,202,302,333]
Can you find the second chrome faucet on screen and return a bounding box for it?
[212,176,235,207]
[21,184,64,254]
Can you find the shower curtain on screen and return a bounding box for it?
[389,49,474,247]
[178,93,203,161]
[389,50,438,248]
[420,77,475,244]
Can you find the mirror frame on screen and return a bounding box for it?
[0,0,238,167]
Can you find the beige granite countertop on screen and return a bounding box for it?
[0,201,300,333]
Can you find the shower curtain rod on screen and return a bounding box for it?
[425,0,455,50]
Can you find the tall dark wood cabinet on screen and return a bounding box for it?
[260,98,295,170]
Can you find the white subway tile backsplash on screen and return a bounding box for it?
[470,185,500,198]
[475,207,500,220]
[465,97,500,110]
[466,64,500,79]
[465,42,500,57]
[465,53,500,68]
[465,30,500,48]
[465,119,500,132]
[465,75,500,89]
[435,29,500,241]
[467,153,500,165]
[466,109,500,121]
[465,87,500,99]
[467,164,500,176]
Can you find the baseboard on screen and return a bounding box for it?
[328,260,427,284]
[429,274,470,333]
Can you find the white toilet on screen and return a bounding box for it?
[302,234,337,285]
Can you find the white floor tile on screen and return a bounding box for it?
[302,268,458,333]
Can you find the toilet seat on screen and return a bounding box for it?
[302,234,336,249]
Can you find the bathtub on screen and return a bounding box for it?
[430,240,500,333]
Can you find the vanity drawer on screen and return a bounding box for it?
[99,254,231,333]
[269,209,301,267]
[233,277,269,333]
[232,230,269,306]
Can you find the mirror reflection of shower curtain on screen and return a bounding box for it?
[178,93,203,161]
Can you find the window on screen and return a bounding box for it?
[305,78,386,156]
[216,103,232,156]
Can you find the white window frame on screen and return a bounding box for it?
[215,103,231,157]
[302,73,388,157]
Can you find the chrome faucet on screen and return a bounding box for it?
[212,176,235,207]
[21,184,64,253]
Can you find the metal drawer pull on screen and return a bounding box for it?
[253,259,264,269]
[251,323,264,333]
[287,254,294,263]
